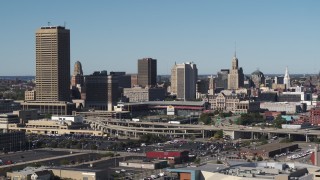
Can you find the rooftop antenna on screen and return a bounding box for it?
[64,21,67,28]
[234,41,237,57]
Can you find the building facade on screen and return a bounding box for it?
[228,53,244,90]
[171,62,198,100]
[0,131,26,152]
[71,61,84,87]
[25,90,36,101]
[0,99,20,113]
[284,67,291,89]
[84,71,108,110]
[35,26,70,102]
[209,93,240,112]
[138,58,157,87]
[251,70,265,88]
[215,69,229,90]
[123,87,166,102]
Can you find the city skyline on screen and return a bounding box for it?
[1,1,320,76]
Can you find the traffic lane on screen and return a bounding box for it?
[0,150,72,164]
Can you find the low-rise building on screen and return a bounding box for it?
[51,115,83,123]
[13,109,38,124]
[24,90,36,101]
[260,102,306,114]
[209,93,259,114]
[123,87,166,102]
[8,119,104,136]
[234,100,260,114]
[0,99,20,113]
[0,113,20,132]
[310,107,320,125]
[208,93,240,112]
[7,167,51,180]
[0,131,26,153]
[21,101,75,115]
[119,159,167,169]
[146,150,189,164]
[50,168,106,180]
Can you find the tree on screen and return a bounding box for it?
[199,113,212,125]
[194,158,201,165]
[257,156,263,161]
[214,130,223,139]
[273,115,286,129]
[237,113,264,125]
[216,160,223,164]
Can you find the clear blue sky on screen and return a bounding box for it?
[0,0,319,76]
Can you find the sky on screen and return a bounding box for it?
[0,0,319,76]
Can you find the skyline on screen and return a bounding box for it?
[1,1,320,76]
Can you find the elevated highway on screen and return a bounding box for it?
[85,118,320,141]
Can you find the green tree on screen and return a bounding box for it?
[194,158,201,165]
[60,159,69,165]
[237,113,264,125]
[257,156,263,161]
[273,115,286,129]
[214,130,223,139]
[199,113,212,125]
[216,160,223,164]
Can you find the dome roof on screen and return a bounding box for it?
[251,69,264,76]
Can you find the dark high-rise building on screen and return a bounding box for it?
[35,26,70,102]
[85,71,108,110]
[216,69,229,90]
[138,58,157,87]
[108,75,119,111]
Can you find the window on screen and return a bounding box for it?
[83,177,88,180]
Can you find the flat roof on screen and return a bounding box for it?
[122,101,206,106]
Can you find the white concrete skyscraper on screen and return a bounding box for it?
[284,67,291,89]
[171,62,198,100]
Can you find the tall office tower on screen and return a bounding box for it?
[71,61,84,87]
[171,62,198,100]
[137,58,157,87]
[228,52,244,90]
[71,61,84,99]
[274,76,284,84]
[35,26,70,102]
[251,69,265,88]
[284,67,291,89]
[216,69,229,90]
[208,75,216,95]
[84,71,108,110]
[107,75,119,111]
